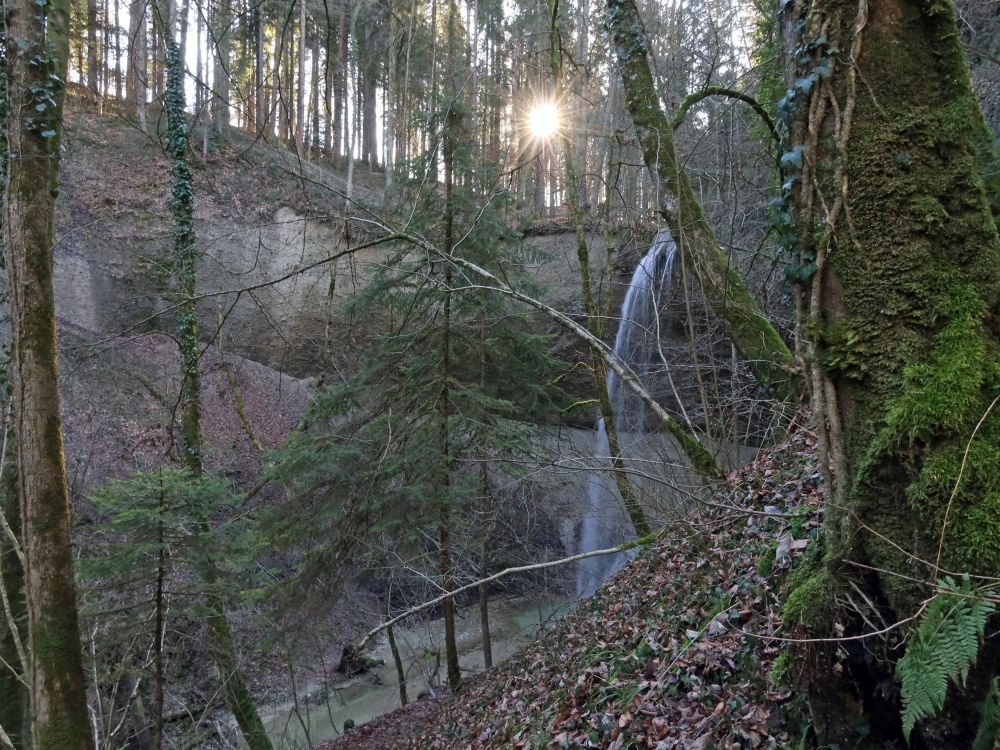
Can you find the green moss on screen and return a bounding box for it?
[756,543,776,577]
[782,558,833,632]
[770,652,793,686]
[910,195,949,233]
[883,285,986,442]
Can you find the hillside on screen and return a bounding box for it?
[318,418,826,750]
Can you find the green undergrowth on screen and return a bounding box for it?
[407,415,825,749]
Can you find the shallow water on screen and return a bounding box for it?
[261,596,572,748]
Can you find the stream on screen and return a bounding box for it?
[261,596,572,748]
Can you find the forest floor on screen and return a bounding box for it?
[317,415,824,749]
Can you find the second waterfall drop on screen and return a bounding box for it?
[576,227,678,597]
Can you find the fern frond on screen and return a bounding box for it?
[897,575,996,741]
[972,678,1000,750]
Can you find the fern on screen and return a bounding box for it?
[897,575,995,741]
[972,678,1000,750]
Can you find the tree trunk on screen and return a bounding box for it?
[4,1,93,746]
[783,0,1000,745]
[438,49,461,685]
[384,590,408,707]
[310,27,320,155]
[211,0,231,134]
[156,18,273,748]
[295,0,306,156]
[479,539,492,671]
[605,0,800,401]
[0,437,27,749]
[334,3,346,163]
[362,63,377,169]
[177,0,189,91]
[114,0,123,99]
[87,0,100,93]
[323,3,333,158]
[127,0,148,129]
[254,4,264,133]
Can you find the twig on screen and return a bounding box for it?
[934,393,1000,577]
[356,537,653,649]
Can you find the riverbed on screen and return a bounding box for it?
[261,596,573,748]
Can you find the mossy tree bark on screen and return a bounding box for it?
[3,0,93,746]
[0,13,27,742]
[604,0,801,403]
[0,447,27,749]
[783,0,1000,744]
[155,10,273,748]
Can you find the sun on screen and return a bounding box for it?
[527,101,560,141]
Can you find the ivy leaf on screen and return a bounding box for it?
[794,76,816,94]
[780,146,805,170]
[813,61,833,79]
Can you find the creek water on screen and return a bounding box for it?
[261,596,571,748]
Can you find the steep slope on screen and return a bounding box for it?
[319,419,823,749]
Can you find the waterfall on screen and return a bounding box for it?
[576,228,678,597]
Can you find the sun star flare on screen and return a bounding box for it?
[527,101,560,141]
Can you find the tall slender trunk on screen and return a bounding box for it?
[428,0,438,182]
[177,0,189,88]
[478,470,493,671]
[253,3,264,132]
[151,474,166,750]
[284,31,295,145]
[322,1,333,158]
[275,24,287,142]
[295,0,306,156]
[575,0,589,209]
[0,36,27,744]
[127,0,148,129]
[385,9,397,189]
[310,26,320,154]
[384,589,408,707]
[361,63,377,168]
[4,0,93,746]
[437,0,461,691]
[114,0,123,98]
[150,21,161,100]
[155,13,273,747]
[88,0,100,93]
[437,249,459,688]
[0,432,27,749]
[211,0,231,134]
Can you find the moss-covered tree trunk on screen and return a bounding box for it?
[604,0,801,402]
[156,13,273,748]
[0,13,27,741]
[0,450,27,749]
[4,0,94,746]
[783,0,1000,745]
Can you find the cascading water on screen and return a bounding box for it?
[576,227,678,597]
